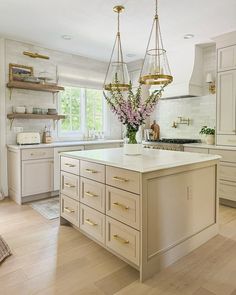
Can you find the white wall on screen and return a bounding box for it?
[0,39,122,196]
[150,94,216,139]
[5,39,122,145]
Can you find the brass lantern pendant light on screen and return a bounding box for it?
[140,0,173,86]
[104,5,130,91]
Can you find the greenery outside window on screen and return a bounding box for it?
[59,86,104,137]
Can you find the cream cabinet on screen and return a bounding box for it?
[218,45,236,72]
[8,147,55,204]
[22,159,53,197]
[60,152,218,282]
[217,70,236,137]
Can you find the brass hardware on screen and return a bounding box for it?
[113,234,129,244]
[113,202,129,210]
[85,219,97,226]
[207,81,216,94]
[113,5,125,13]
[85,168,98,174]
[64,163,76,168]
[139,74,173,85]
[23,51,50,60]
[64,207,75,213]
[172,117,190,128]
[64,183,75,188]
[172,121,177,128]
[112,176,129,182]
[85,191,98,198]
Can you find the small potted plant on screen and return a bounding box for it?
[199,126,215,145]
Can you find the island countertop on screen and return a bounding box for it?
[61,147,221,173]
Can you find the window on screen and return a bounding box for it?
[59,86,104,137]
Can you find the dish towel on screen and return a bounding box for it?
[0,236,12,263]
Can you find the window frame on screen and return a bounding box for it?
[58,84,105,139]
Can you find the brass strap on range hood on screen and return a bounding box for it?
[23,51,50,60]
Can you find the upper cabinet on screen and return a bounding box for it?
[214,32,236,146]
[217,70,236,135]
[218,45,236,72]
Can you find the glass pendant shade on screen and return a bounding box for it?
[140,0,173,86]
[104,61,130,91]
[104,6,130,91]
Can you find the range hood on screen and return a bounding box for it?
[153,43,216,99]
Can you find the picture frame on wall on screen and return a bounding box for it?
[9,63,33,81]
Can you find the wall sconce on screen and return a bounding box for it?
[206,73,216,94]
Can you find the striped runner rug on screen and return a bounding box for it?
[0,236,11,264]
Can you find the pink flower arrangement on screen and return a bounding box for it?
[103,84,165,131]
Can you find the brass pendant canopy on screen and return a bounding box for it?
[104,5,130,91]
[140,0,173,86]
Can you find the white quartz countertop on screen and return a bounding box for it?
[183,143,236,151]
[7,139,123,150]
[61,147,220,173]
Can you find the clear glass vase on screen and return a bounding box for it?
[124,126,142,155]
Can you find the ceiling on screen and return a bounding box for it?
[0,0,236,62]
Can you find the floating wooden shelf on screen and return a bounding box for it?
[7,113,65,120]
[7,81,64,93]
[7,113,66,130]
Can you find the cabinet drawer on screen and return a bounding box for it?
[22,148,53,160]
[61,172,79,200]
[219,181,236,202]
[219,163,236,182]
[80,204,105,244]
[106,186,140,230]
[209,149,236,163]
[80,177,105,213]
[106,216,140,266]
[61,194,79,226]
[80,160,105,183]
[216,135,236,146]
[106,166,140,194]
[61,156,80,175]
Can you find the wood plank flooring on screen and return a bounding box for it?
[0,199,236,295]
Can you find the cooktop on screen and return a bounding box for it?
[147,138,200,144]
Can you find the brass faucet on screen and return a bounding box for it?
[172,117,190,128]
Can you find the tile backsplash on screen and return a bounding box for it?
[150,94,216,139]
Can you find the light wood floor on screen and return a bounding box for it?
[1,200,236,295]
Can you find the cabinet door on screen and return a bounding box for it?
[217,70,236,135]
[218,46,236,72]
[22,159,54,197]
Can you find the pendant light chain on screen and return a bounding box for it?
[139,0,173,86]
[104,5,130,91]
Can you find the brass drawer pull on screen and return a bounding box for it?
[85,168,98,174]
[112,202,129,210]
[113,234,129,244]
[64,163,76,168]
[85,191,98,198]
[64,207,75,213]
[85,219,97,226]
[112,176,129,182]
[64,182,76,188]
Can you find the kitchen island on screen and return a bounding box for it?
[60,148,220,281]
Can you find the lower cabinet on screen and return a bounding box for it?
[22,159,54,197]
[184,146,236,205]
[60,158,141,270]
[106,216,140,266]
[61,194,79,226]
[8,147,54,204]
[80,203,106,244]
